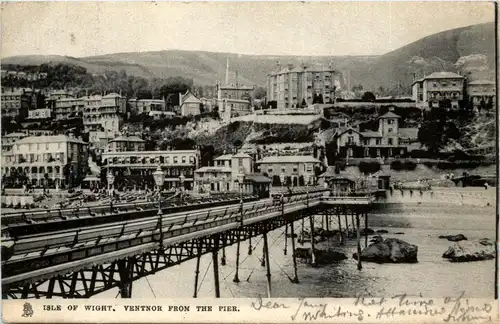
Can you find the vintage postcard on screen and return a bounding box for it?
[0,1,498,323]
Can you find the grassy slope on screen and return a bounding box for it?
[2,23,493,89]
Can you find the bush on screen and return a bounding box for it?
[358,161,381,174]
[389,160,417,171]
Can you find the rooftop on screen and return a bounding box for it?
[109,136,145,143]
[195,166,232,173]
[214,154,233,161]
[399,128,419,139]
[15,135,88,145]
[257,155,321,164]
[361,131,382,138]
[379,111,400,119]
[244,173,272,183]
[233,152,252,159]
[425,72,463,79]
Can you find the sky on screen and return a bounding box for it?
[0,1,495,58]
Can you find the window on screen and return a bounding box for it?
[238,159,243,167]
[165,157,170,164]
[376,139,381,145]
[189,156,195,163]
[173,156,178,164]
[376,149,381,157]
[293,167,298,173]
[433,83,437,88]
[268,168,273,173]
[281,166,286,173]
[348,148,353,157]
[388,138,393,145]
[388,148,392,156]
[388,128,393,134]
[364,148,369,157]
[452,81,457,86]
[347,136,354,144]
[388,119,393,125]
[182,156,186,163]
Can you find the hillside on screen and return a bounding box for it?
[2,22,495,90]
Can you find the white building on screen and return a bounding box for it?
[2,135,89,188]
[412,72,465,109]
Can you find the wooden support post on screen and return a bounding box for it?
[364,212,368,248]
[351,212,355,236]
[325,211,330,232]
[284,223,288,255]
[263,231,272,298]
[212,236,221,298]
[248,234,253,255]
[344,210,349,238]
[233,237,241,283]
[309,214,316,266]
[356,213,362,271]
[337,211,343,245]
[193,241,202,298]
[118,258,133,298]
[221,246,226,266]
[261,244,266,267]
[290,219,299,283]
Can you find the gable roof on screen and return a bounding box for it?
[334,127,363,137]
[15,135,87,145]
[244,174,272,183]
[181,91,202,105]
[233,152,252,159]
[379,111,400,119]
[361,131,382,138]
[257,155,321,164]
[425,72,463,79]
[109,136,145,143]
[214,154,233,161]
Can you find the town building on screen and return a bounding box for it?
[216,83,253,121]
[412,72,465,109]
[467,80,496,110]
[215,59,254,121]
[128,99,166,115]
[194,152,270,196]
[256,155,322,187]
[267,62,342,109]
[106,135,145,152]
[1,89,30,119]
[45,90,75,110]
[330,111,418,159]
[83,93,126,134]
[53,97,85,120]
[179,90,202,116]
[1,132,27,152]
[102,149,200,190]
[1,135,89,189]
[28,108,52,120]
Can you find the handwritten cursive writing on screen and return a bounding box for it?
[443,292,493,322]
[292,298,364,322]
[250,297,289,311]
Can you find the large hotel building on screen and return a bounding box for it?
[266,63,342,109]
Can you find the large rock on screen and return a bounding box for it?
[353,238,418,263]
[442,239,495,262]
[294,248,347,264]
[376,229,389,234]
[438,234,468,242]
[360,228,375,236]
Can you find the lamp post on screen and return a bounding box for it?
[179,172,186,200]
[153,165,165,245]
[279,172,286,195]
[107,170,115,213]
[237,169,245,227]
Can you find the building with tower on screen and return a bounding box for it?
[216,58,253,121]
[266,62,342,110]
[330,111,418,158]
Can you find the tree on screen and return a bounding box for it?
[254,86,267,99]
[361,91,376,102]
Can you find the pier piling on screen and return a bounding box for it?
[263,231,272,298]
[193,241,202,297]
[212,236,221,298]
[356,213,362,271]
[290,219,299,283]
[309,213,316,266]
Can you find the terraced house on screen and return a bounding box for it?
[1,135,89,189]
